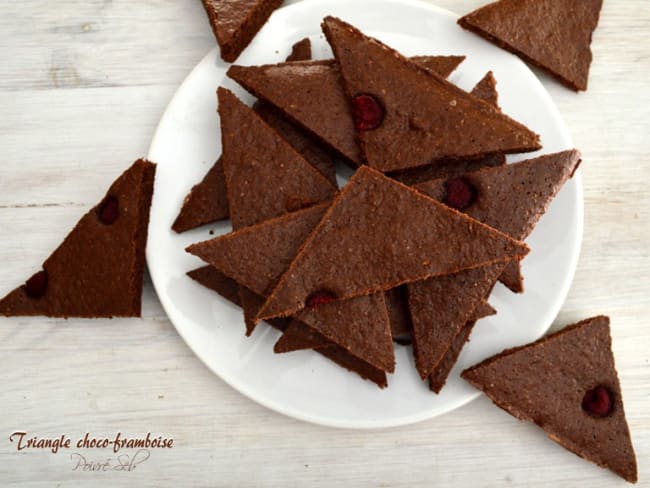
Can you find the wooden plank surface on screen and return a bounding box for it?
[0,0,648,486]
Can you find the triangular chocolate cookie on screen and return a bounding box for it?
[275,295,396,369]
[187,204,329,299]
[218,87,336,230]
[276,318,390,387]
[257,166,528,321]
[218,87,336,333]
[253,101,338,186]
[294,293,394,372]
[409,262,507,379]
[0,159,156,317]
[389,72,506,193]
[414,149,582,288]
[462,316,637,483]
[322,16,541,172]
[427,300,496,394]
[201,0,283,62]
[228,55,465,165]
[459,0,603,91]
[171,106,335,234]
[415,149,581,291]
[173,39,334,234]
[172,158,230,233]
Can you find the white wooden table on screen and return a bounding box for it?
[0,1,648,486]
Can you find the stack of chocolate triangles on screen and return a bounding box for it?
[180,16,638,480]
[181,20,583,393]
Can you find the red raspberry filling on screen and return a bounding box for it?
[97,195,119,225]
[24,270,48,299]
[582,385,614,417]
[443,178,477,211]
[306,291,336,309]
[351,94,384,131]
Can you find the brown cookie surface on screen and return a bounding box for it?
[322,16,541,171]
[462,316,637,483]
[0,159,156,318]
[459,0,603,91]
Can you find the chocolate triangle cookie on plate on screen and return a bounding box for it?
[388,71,506,186]
[462,316,637,483]
[409,262,507,380]
[173,38,335,234]
[257,166,528,322]
[172,158,230,233]
[171,115,333,234]
[414,149,582,292]
[217,88,336,230]
[191,275,390,387]
[217,87,336,333]
[187,204,330,300]
[229,55,465,165]
[458,0,603,91]
[321,16,541,172]
[0,159,156,318]
[293,292,394,373]
[253,36,338,187]
[427,299,497,393]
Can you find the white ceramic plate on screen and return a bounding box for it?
[147,0,582,429]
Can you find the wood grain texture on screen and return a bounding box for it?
[0,0,648,486]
